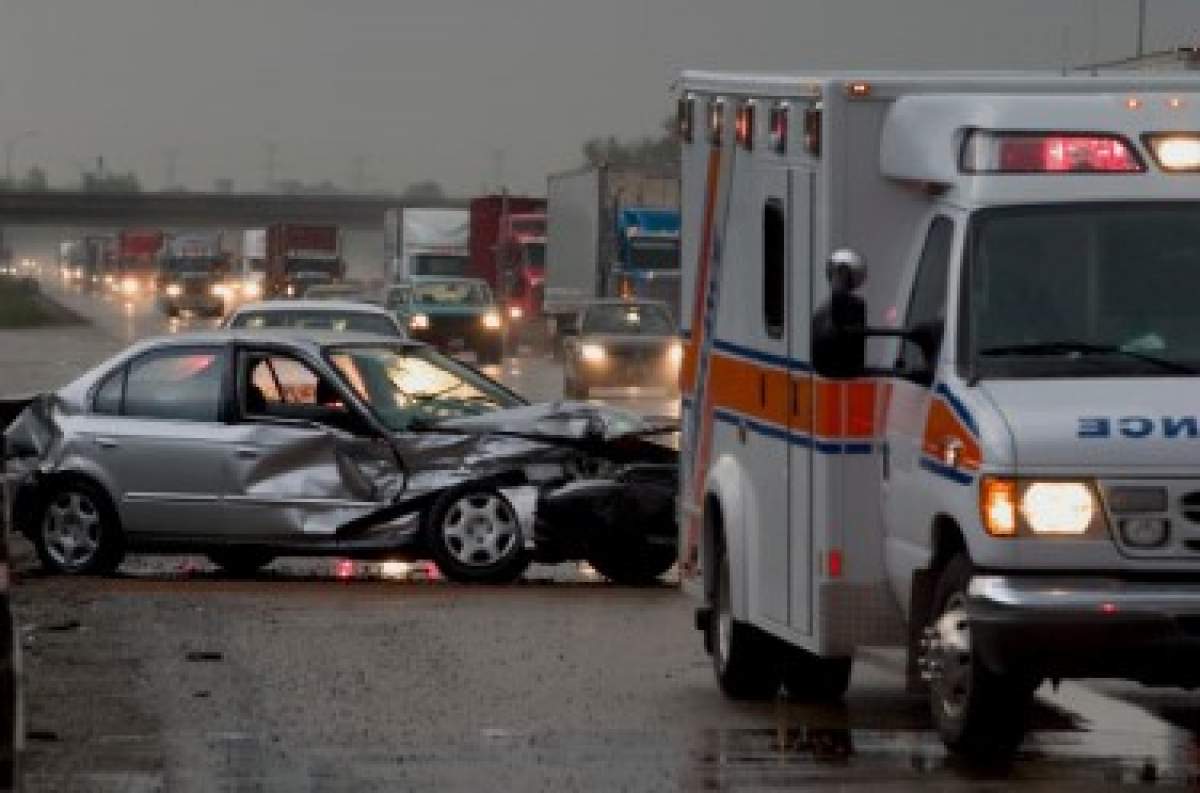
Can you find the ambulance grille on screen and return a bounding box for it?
[1181,492,1200,524]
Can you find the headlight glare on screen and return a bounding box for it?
[1020,482,1094,535]
[482,311,502,329]
[580,343,606,363]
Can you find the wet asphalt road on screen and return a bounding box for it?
[7,275,1200,790]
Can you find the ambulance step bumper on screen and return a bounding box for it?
[967,574,1200,686]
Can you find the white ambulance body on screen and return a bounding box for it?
[677,71,1200,753]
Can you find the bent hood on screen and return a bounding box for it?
[980,379,1200,473]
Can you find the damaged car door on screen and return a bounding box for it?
[223,347,399,538]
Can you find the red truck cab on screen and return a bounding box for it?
[469,196,547,346]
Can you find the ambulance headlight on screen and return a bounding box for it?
[981,478,1102,537]
[1021,482,1094,535]
[1145,134,1200,172]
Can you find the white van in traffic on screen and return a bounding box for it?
[677,71,1200,754]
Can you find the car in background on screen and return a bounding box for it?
[3,331,678,586]
[223,300,406,337]
[562,299,681,398]
[390,276,505,364]
[300,281,372,302]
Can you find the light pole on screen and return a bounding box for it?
[4,130,40,184]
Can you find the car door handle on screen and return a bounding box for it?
[94,437,119,449]
[235,447,260,459]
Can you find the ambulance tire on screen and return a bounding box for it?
[781,652,852,702]
[711,547,782,700]
[927,554,1031,757]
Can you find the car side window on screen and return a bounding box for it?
[123,347,225,422]
[898,216,955,382]
[240,352,361,432]
[93,366,125,415]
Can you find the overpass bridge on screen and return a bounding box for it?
[0,191,469,229]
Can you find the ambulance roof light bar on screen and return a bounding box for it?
[676,94,695,143]
[960,130,1145,174]
[735,100,755,151]
[707,97,725,146]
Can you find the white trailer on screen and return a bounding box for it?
[678,70,1200,756]
[384,208,470,283]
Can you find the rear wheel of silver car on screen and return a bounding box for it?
[426,489,529,584]
[711,545,781,700]
[925,554,1031,756]
[34,479,125,575]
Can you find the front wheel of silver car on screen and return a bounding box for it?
[34,479,125,575]
[426,489,529,584]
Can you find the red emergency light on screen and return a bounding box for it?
[769,103,789,155]
[735,101,755,151]
[961,131,1145,174]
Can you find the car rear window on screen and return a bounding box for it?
[231,311,399,335]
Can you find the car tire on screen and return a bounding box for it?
[33,478,125,576]
[710,544,781,700]
[782,651,852,702]
[425,488,530,584]
[924,553,1032,757]
[586,542,676,586]
[207,550,275,578]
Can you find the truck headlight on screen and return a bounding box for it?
[211,284,230,298]
[242,281,261,299]
[481,311,502,330]
[410,313,430,330]
[668,341,684,367]
[580,343,606,363]
[508,305,524,321]
[1021,482,1094,535]
[981,477,1099,537]
[121,277,139,295]
[165,283,182,298]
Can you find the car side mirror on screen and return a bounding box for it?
[812,249,868,379]
[907,319,944,369]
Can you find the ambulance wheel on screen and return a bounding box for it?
[782,652,852,702]
[710,546,781,700]
[924,554,1031,756]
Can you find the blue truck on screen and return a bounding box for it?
[544,165,681,345]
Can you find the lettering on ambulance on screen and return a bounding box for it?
[681,143,735,574]
[918,383,981,486]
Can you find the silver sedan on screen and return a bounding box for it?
[3,330,678,584]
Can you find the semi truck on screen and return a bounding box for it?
[384,208,470,282]
[77,235,115,292]
[469,195,547,337]
[113,228,165,297]
[543,165,680,344]
[238,228,267,301]
[678,69,1200,757]
[157,231,230,317]
[264,224,344,297]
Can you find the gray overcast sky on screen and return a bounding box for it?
[1,0,1196,195]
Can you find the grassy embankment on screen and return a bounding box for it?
[0,278,83,328]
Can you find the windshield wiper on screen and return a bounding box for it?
[978,341,1198,374]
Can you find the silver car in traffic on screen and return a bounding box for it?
[3,331,678,584]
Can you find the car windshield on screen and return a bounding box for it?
[327,344,520,430]
[412,281,492,307]
[162,257,224,275]
[965,203,1200,378]
[230,310,398,335]
[581,303,673,334]
[628,241,679,270]
[411,255,470,277]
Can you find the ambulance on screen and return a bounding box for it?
[676,71,1200,754]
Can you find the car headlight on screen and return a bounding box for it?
[165,283,182,297]
[242,281,261,298]
[121,277,139,295]
[668,341,684,366]
[482,311,502,330]
[286,284,296,297]
[211,284,230,298]
[981,477,1099,537]
[410,313,430,330]
[580,343,606,363]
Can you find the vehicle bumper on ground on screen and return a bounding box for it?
[968,574,1200,685]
